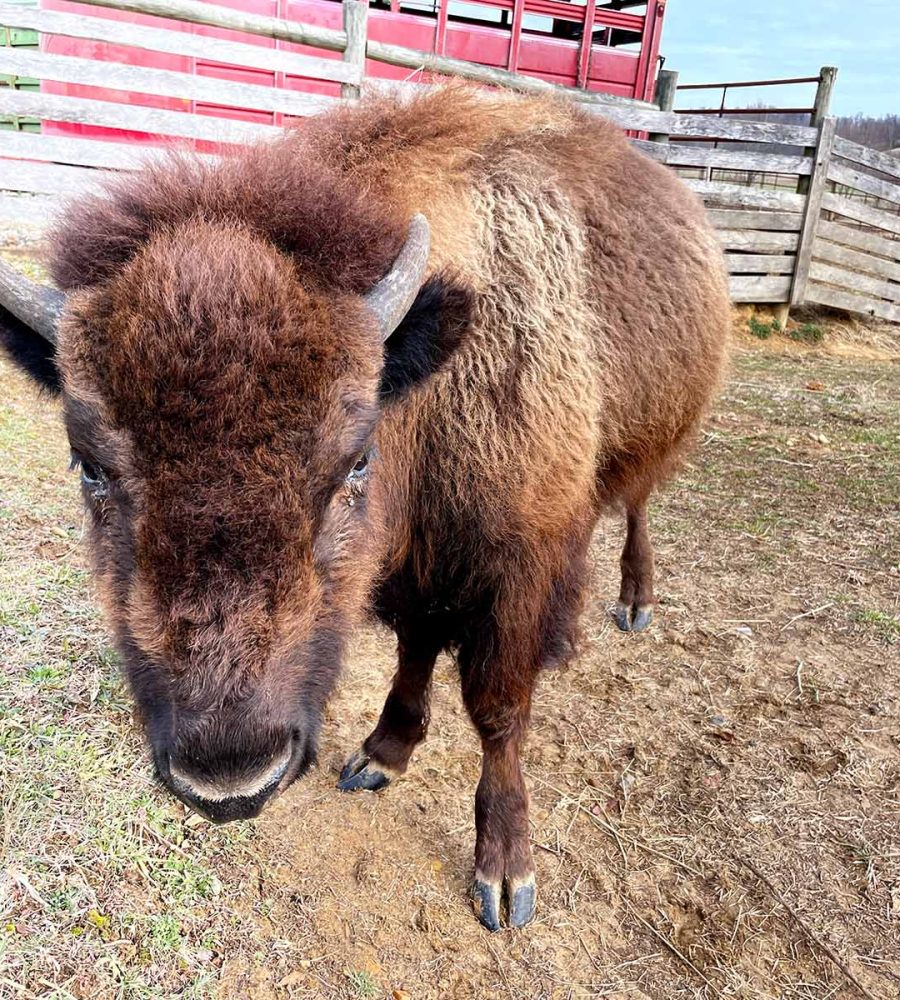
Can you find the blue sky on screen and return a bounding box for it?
[660,0,899,116]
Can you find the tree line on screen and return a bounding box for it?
[833,114,899,152]
[719,107,900,152]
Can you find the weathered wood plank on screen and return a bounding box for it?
[822,191,900,238]
[833,136,900,184]
[0,129,217,169]
[791,117,836,306]
[0,255,64,345]
[705,209,803,232]
[828,159,900,207]
[72,0,347,53]
[716,230,800,253]
[816,220,900,264]
[0,191,58,226]
[809,260,900,304]
[0,48,342,117]
[633,140,813,175]
[728,274,792,303]
[0,89,279,144]
[686,180,807,212]
[813,236,900,284]
[0,159,110,197]
[594,107,817,145]
[341,0,366,100]
[0,3,359,85]
[666,115,817,146]
[805,280,900,322]
[725,254,796,275]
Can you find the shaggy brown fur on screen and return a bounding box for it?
[23,85,729,927]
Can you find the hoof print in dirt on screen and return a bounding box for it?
[472,875,536,931]
[613,601,654,633]
[337,750,392,792]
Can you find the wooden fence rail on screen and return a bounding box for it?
[0,0,897,323]
[0,5,359,85]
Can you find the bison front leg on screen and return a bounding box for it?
[470,728,535,931]
[459,621,538,931]
[338,624,441,792]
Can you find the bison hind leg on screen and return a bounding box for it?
[614,496,655,632]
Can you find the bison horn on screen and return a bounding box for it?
[0,256,65,346]
[363,213,431,342]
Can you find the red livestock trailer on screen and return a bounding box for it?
[39,0,666,147]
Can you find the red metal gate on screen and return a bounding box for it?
[39,0,666,147]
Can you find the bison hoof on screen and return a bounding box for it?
[472,873,536,932]
[613,600,654,633]
[337,750,392,792]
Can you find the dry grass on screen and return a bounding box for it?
[1,316,899,1000]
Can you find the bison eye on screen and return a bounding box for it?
[82,461,106,488]
[71,451,109,494]
[348,451,369,479]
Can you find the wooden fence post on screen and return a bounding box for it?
[649,68,678,143]
[811,66,838,127]
[790,115,837,309]
[797,66,837,196]
[341,0,367,99]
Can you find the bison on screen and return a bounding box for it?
[0,86,729,930]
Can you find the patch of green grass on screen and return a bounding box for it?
[845,425,900,452]
[748,315,782,339]
[793,477,823,495]
[855,608,900,644]
[346,970,379,998]
[730,513,781,538]
[789,322,825,344]
[26,662,69,688]
[148,914,183,953]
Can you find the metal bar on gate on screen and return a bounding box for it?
[507,0,524,74]
[677,75,821,90]
[677,106,816,116]
[635,0,665,103]
[576,0,596,89]
[434,0,450,56]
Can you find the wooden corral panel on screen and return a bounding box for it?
[801,136,900,321]
[635,133,817,305]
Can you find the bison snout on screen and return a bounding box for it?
[163,741,297,824]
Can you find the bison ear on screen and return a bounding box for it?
[0,303,61,395]
[378,273,472,401]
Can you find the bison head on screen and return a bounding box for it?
[0,209,463,823]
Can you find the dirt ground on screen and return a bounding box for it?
[1,310,898,1000]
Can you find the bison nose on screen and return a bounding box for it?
[166,751,291,824]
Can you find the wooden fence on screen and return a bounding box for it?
[1,0,40,133]
[0,0,898,323]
